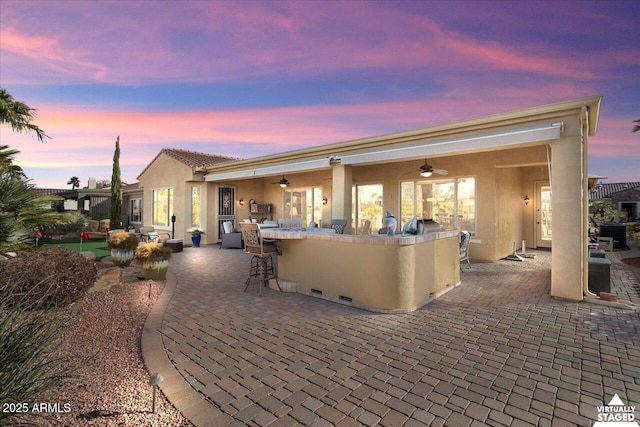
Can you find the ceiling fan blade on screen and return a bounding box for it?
[432,169,448,176]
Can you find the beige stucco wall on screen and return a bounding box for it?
[276,233,460,312]
[138,153,204,242]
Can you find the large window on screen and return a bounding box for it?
[352,183,383,234]
[401,177,476,234]
[130,198,142,223]
[283,187,323,226]
[191,186,201,228]
[152,188,173,227]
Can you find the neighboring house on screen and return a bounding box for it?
[57,178,112,219]
[137,148,238,239]
[589,182,640,221]
[137,96,602,301]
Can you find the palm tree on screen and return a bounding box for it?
[633,119,639,133]
[0,88,50,142]
[0,145,26,179]
[67,176,80,190]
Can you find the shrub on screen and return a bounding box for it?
[39,211,88,239]
[0,277,76,426]
[134,241,172,263]
[107,232,138,250]
[0,247,96,308]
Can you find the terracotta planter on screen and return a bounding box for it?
[110,248,134,267]
[142,258,169,280]
[191,234,201,247]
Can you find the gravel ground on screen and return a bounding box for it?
[22,275,192,427]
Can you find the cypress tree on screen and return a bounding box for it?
[109,136,122,229]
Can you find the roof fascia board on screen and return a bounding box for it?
[205,158,331,182]
[339,123,562,166]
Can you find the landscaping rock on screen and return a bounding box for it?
[79,251,96,261]
[89,267,122,293]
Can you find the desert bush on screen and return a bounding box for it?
[39,211,89,239]
[0,247,96,308]
[0,278,76,426]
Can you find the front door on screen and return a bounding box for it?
[535,182,552,248]
[217,187,235,241]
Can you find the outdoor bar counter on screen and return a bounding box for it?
[260,228,461,313]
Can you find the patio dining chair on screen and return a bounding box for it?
[459,230,471,271]
[238,223,282,294]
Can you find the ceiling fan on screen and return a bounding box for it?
[271,175,290,188]
[407,160,448,177]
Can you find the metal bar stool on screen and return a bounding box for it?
[239,223,281,295]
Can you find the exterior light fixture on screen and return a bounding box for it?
[524,195,530,205]
[420,171,433,178]
[149,373,164,413]
[239,198,244,206]
[322,196,328,205]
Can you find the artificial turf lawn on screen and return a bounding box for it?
[41,238,111,260]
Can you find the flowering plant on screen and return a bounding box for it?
[187,227,205,235]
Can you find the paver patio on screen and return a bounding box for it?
[142,245,640,426]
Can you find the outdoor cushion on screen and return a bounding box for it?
[223,221,234,234]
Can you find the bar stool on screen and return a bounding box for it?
[239,223,282,295]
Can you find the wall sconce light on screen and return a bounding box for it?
[322,196,328,205]
[239,198,244,206]
[524,195,530,205]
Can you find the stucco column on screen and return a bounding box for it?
[331,164,353,233]
[550,131,585,301]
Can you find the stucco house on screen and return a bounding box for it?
[137,148,238,238]
[137,96,602,303]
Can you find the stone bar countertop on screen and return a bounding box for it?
[261,228,459,246]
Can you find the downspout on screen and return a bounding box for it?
[582,106,598,299]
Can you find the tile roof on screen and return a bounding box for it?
[161,148,239,168]
[589,182,640,200]
[137,148,240,179]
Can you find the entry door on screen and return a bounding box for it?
[217,187,236,240]
[535,182,552,248]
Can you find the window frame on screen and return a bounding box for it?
[400,176,477,235]
[130,198,142,223]
[152,187,174,228]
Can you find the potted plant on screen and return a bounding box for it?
[187,227,205,247]
[134,241,172,280]
[107,232,138,267]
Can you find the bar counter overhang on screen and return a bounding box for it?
[260,228,461,313]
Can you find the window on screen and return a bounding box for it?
[283,187,323,226]
[191,186,201,228]
[401,177,476,234]
[152,188,173,227]
[352,183,383,234]
[130,198,142,222]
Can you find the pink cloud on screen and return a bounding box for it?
[2,1,632,86]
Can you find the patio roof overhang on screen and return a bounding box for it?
[204,122,563,182]
[337,122,563,166]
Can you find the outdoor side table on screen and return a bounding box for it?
[166,239,183,252]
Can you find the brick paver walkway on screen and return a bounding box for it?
[142,246,640,426]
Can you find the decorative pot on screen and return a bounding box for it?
[191,234,201,247]
[110,248,134,267]
[142,258,169,281]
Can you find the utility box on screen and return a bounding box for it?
[166,239,183,253]
[588,257,611,295]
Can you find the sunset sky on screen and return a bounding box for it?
[1,0,638,188]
